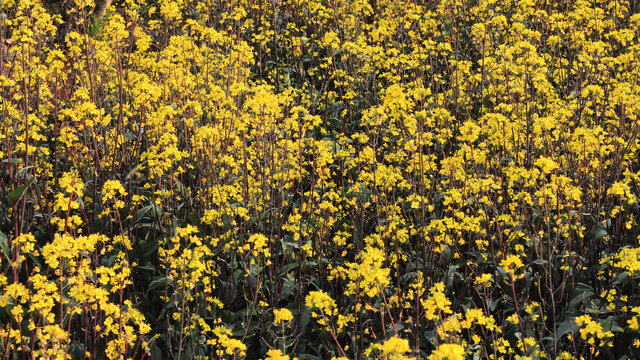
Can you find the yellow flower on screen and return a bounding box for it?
[263,349,290,360]
[614,247,640,275]
[506,313,520,324]
[367,336,413,360]
[534,156,559,174]
[428,343,465,360]
[474,273,492,285]
[500,254,524,279]
[575,315,614,348]
[608,181,636,203]
[273,308,293,325]
[423,282,453,320]
[378,336,411,355]
[305,290,337,316]
[332,246,390,298]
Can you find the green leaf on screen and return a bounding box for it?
[18,166,34,176]
[137,204,156,219]
[601,316,624,333]
[300,306,311,333]
[569,283,594,311]
[556,318,576,338]
[6,177,36,207]
[125,163,144,181]
[147,277,172,294]
[489,299,500,312]
[0,231,9,263]
[136,262,156,272]
[445,264,458,287]
[615,272,630,285]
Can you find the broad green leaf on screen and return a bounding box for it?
[6,177,36,207]
[0,231,9,262]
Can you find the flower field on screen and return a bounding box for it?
[2,0,640,359]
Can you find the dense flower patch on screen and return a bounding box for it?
[2,0,640,359]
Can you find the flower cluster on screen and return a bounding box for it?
[3,0,640,358]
